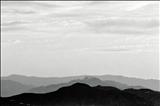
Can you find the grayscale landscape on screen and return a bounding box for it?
[1,1,160,106]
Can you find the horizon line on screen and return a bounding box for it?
[1,73,159,81]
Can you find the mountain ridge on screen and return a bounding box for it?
[28,77,143,94]
[1,80,34,97]
[1,83,160,106]
[2,74,159,91]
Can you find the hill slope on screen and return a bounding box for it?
[1,83,160,106]
[1,80,34,97]
[28,77,135,93]
[2,74,159,91]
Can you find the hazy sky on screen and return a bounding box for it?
[1,1,159,79]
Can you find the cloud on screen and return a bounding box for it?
[1,1,159,51]
[85,18,159,35]
[90,48,133,52]
[2,9,36,15]
[1,1,159,34]
[1,26,29,32]
[13,40,22,44]
[72,43,156,53]
[1,39,23,47]
[2,21,27,26]
[75,47,133,52]
[1,20,31,32]
[87,18,158,28]
[1,1,60,8]
[125,1,158,11]
[70,47,142,53]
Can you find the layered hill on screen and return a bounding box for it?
[28,77,141,93]
[1,83,160,106]
[2,74,159,91]
[1,80,34,97]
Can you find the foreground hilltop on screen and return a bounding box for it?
[1,83,160,106]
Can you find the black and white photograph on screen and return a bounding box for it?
[1,1,160,106]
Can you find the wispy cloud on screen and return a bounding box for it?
[1,1,159,78]
[85,18,159,35]
[2,21,28,26]
[1,1,159,52]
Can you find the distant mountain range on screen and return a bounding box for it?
[2,74,160,89]
[1,83,160,106]
[2,74,85,86]
[1,74,160,97]
[1,80,34,97]
[28,77,143,94]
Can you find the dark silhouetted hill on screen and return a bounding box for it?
[1,83,160,106]
[124,88,160,106]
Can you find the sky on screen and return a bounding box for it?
[1,1,159,79]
